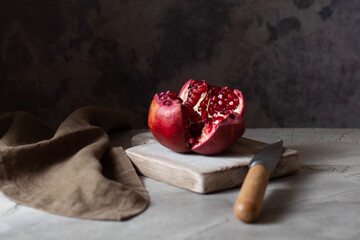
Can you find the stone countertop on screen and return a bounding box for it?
[1,128,360,239]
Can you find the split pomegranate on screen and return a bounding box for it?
[148,79,246,155]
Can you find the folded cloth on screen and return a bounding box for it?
[0,107,149,220]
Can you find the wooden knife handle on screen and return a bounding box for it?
[233,164,270,223]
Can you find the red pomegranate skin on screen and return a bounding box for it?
[148,94,190,152]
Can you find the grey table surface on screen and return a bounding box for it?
[1,128,360,240]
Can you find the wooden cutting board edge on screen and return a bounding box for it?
[126,132,301,194]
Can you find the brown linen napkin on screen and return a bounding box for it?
[0,107,149,220]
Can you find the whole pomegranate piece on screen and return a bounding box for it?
[148,79,246,155]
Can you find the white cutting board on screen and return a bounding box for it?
[125,132,300,194]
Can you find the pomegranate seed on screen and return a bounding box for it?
[159,91,178,100]
[188,99,195,107]
[163,100,173,106]
[188,135,196,145]
[199,86,207,91]
[201,111,207,118]
[218,100,223,106]
[193,92,201,97]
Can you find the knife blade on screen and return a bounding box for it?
[233,139,283,223]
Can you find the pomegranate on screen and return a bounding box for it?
[148,79,246,155]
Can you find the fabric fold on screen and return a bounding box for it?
[0,106,149,220]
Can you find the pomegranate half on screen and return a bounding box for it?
[148,79,246,155]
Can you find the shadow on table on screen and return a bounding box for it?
[254,142,342,224]
[257,182,299,224]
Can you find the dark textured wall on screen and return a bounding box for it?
[1,0,359,128]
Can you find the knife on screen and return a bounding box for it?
[233,139,283,223]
